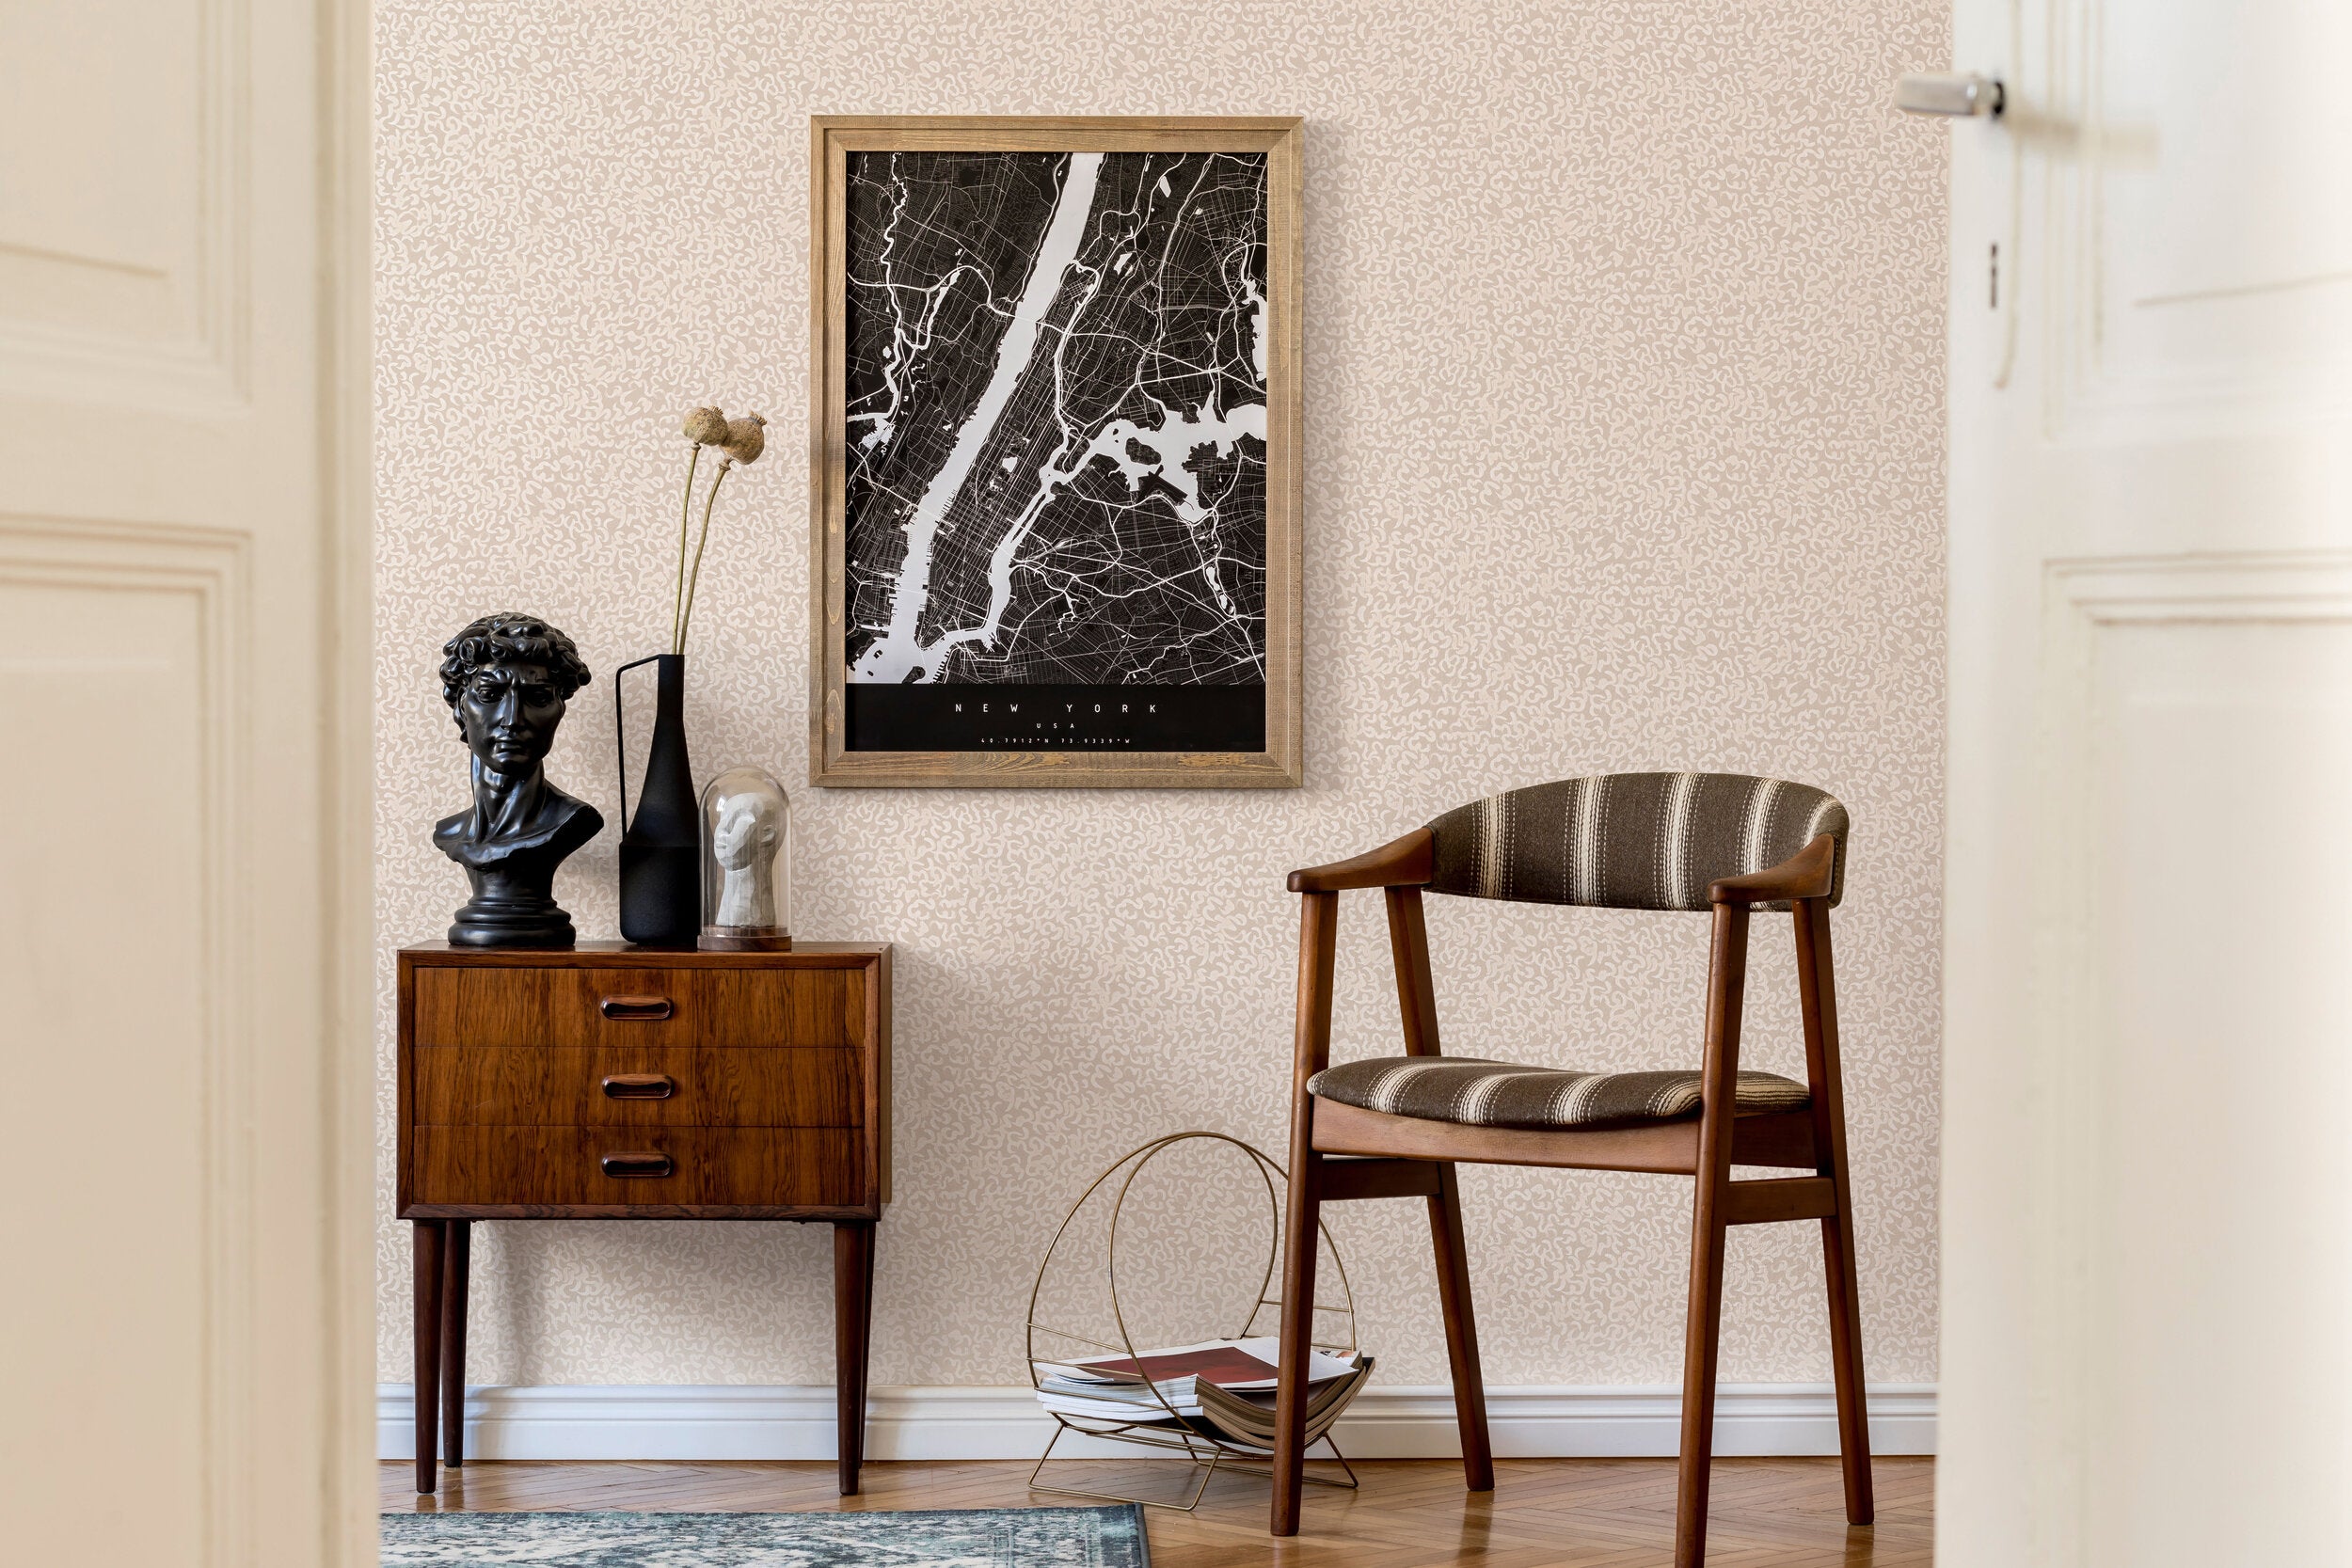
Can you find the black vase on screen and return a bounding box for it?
[614,653,700,947]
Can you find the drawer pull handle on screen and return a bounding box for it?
[602,1073,675,1100]
[599,995,673,1022]
[600,1150,674,1179]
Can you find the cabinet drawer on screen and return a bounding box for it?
[412,965,863,1050]
[414,1045,861,1127]
[411,1126,863,1207]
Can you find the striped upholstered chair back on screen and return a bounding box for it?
[1423,771,1849,911]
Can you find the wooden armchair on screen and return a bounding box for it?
[1268,773,1873,1566]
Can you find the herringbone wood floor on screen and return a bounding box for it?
[381,1456,1932,1565]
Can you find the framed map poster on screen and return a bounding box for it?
[807,117,1302,787]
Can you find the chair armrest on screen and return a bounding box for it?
[1287,828,1435,893]
[1709,833,1837,906]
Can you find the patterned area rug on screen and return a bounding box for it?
[380,1506,1150,1566]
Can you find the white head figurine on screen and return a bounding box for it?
[710,791,779,929]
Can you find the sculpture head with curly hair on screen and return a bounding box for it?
[440,611,592,737]
[432,612,604,948]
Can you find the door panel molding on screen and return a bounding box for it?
[2043,0,2352,439]
[2025,549,2352,1564]
[0,0,252,410]
[2047,550,2352,626]
[0,515,255,1565]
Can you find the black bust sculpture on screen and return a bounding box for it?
[433,613,603,947]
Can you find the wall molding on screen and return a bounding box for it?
[378,1382,1934,1464]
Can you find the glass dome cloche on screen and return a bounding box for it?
[698,766,791,951]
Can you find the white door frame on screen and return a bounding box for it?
[0,1,376,1561]
[1935,0,2352,1561]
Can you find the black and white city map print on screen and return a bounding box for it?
[842,150,1269,752]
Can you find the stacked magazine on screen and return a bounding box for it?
[1033,1336,1372,1451]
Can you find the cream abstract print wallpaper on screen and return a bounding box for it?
[374,0,1947,1404]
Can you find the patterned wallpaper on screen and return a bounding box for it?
[375,0,1947,1390]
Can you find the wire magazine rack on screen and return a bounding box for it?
[1024,1131,1361,1513]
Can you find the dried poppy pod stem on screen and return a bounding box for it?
[673,406,730,654]
[673,444,702,651]
[676,413,765,655]
[678,458,730,653]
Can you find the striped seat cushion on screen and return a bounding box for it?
[1308,1056,1810,1131]
[1426,772,1849,911]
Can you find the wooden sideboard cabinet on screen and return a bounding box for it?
[397,942,891,1497]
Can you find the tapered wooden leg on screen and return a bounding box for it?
[1794,895,1874,1527]
[1270,1147,1323,1536]
[1427,1163,1493,1492]
[411,1220,445,1495]
[1675,1190,1729,1568]
[1822,1191,1874,1523]
[1677,902,1749,1568]
[857,1221,876,1441]
[1273,887,1340,1538]
[440,1220,470,1468]
[834,1222,875,1496]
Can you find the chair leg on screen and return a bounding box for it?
[1674,1185,1730,1568]
[1427,1163,1493,1492]
[1822,1190,1874,1523]
[1270,1148,1323,1537]
[1794,895,1873,1527]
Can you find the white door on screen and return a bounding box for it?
[1934,1,2352,1563]
[0,2,374,1564]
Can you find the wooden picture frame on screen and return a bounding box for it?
[808,116,1303,788]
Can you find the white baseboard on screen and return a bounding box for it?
[376,1382,1934,1463]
